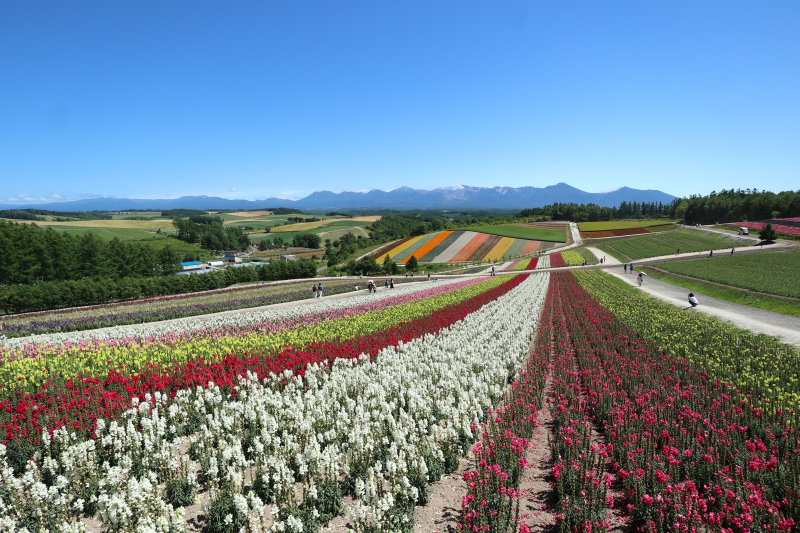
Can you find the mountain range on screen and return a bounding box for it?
[7,183,677,211]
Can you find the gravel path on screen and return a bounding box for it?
[606,269,800,347]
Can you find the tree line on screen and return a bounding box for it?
[0,209,112,222]
[679,189,800,225]
[0,221,183,285]
[0,259,318,314]
[515,200,681,223]
[171,217,251,251]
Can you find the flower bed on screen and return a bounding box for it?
[0,273,550,532]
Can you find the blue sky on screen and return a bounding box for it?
[1,1,798,204]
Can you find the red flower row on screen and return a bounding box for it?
[1,275,529,449]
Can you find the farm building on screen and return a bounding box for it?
[280,255,297,261]
[176,266,214,276]
[208,261,224,267]
[180,261,202,271]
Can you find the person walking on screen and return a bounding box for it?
[317,282,323,298]
[491,266,495,277]
[637,272,643,287]
[312,284,318,299]
[709,250,713,257]
[731,247,735,255]
[385,279,389,289]
[390,278,394,289]
[676,248,680,255]
[624,263,628,274]
[630,263,634,272]
[688,293,699,307]
[427,273,430,281]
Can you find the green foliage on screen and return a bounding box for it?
[292,233,322,249]
[315,481,342,523]
[172,217,250,251]
[405,255,419,272]
[459,224,567,242]
[0,258,317,313]
[161,209,209,218]
[653,250,800,298]
[759,223,778,242]
[682,188,800,225]
[517,199,679,222]
[164,477,196,508]
[597,229,751,261]
[206,490,247,533]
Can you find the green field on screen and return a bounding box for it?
[597,230,751,261]
[46,226,162,241]
[579,220,676,232]
[644,267,800,318]
[653,250,800,298]
[459,224,567,243]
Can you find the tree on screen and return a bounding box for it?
[675,201,689,225]
[405,255,418,272]
[759,223,777,243]
[382,255,397,275]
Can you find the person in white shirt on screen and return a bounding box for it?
[688,293,699,307]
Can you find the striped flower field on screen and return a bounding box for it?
[372,230,542,263]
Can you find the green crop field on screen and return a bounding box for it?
[460,224,567,243]
[654,250,800,298]
[579,220,676,232]
[597,230,751,261]
[46,226,163,241]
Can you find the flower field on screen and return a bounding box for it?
[1,279,415,338]
[372,230,543,263]
[735,221,800,238]
[0,270,553,532]
[597,229,752,261]
[653,250,800,298]
[579,220,677,232]
[3,261,800,532]
[460,271,800,533]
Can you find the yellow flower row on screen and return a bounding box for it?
[4,276,511,392]
[575,270,800,417]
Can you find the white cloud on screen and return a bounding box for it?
[598,187,621,193]
[229,188,238,192]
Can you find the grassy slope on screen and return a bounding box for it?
[459,225,567,243]
[653,250,800,298]
[578,220,676,231]
[642,267,800,318]
[596,229,750,261]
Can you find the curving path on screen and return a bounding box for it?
[606,269,800,347]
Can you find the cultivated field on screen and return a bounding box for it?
[460,223,568,242]
[3,268,798,532]
[596,229,752,261]
[653,249,800,298]
[578,219,676,231]
[374,230,543,263]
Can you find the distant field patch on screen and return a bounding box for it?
[349,216,382,222]
[270,220,330,232]
[35,219,174,229]
[227,210,275,217]
[460,224,567,243]
[579,220,675,231]
[597,229,752,261]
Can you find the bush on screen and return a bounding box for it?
[759,222,778,242]
[405,255,419,272]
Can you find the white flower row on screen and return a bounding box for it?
[1,277,468,350]
[0,273,550,533]
[536,254,551,269]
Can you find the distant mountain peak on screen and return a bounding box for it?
[7,183,676,211]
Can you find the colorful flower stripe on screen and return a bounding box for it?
[536,255,550,269]
[466,234,502,262]
[399,231,453,264]
[369,236,414,259]
[549,252,566,268]
[431,231,477,263]
[3,279,392,338]
[736,221,800,237]
[575,270,800,418]
[525,257,538,269]
[1,275,529,448]
[504,238,529,258]
[519,240,541,255]
[385,233,426,259]
[2,277,503,394]
[483,237,515,261]
[502,260,521,272]
[449,232,489,262]
[418,230,463,262]
[560,250,584,266]
[554,272,799,532]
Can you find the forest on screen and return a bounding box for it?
[681,188,800,225]
[0,258,318,313]
[171,217,251,251]
[0,221,183,285]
